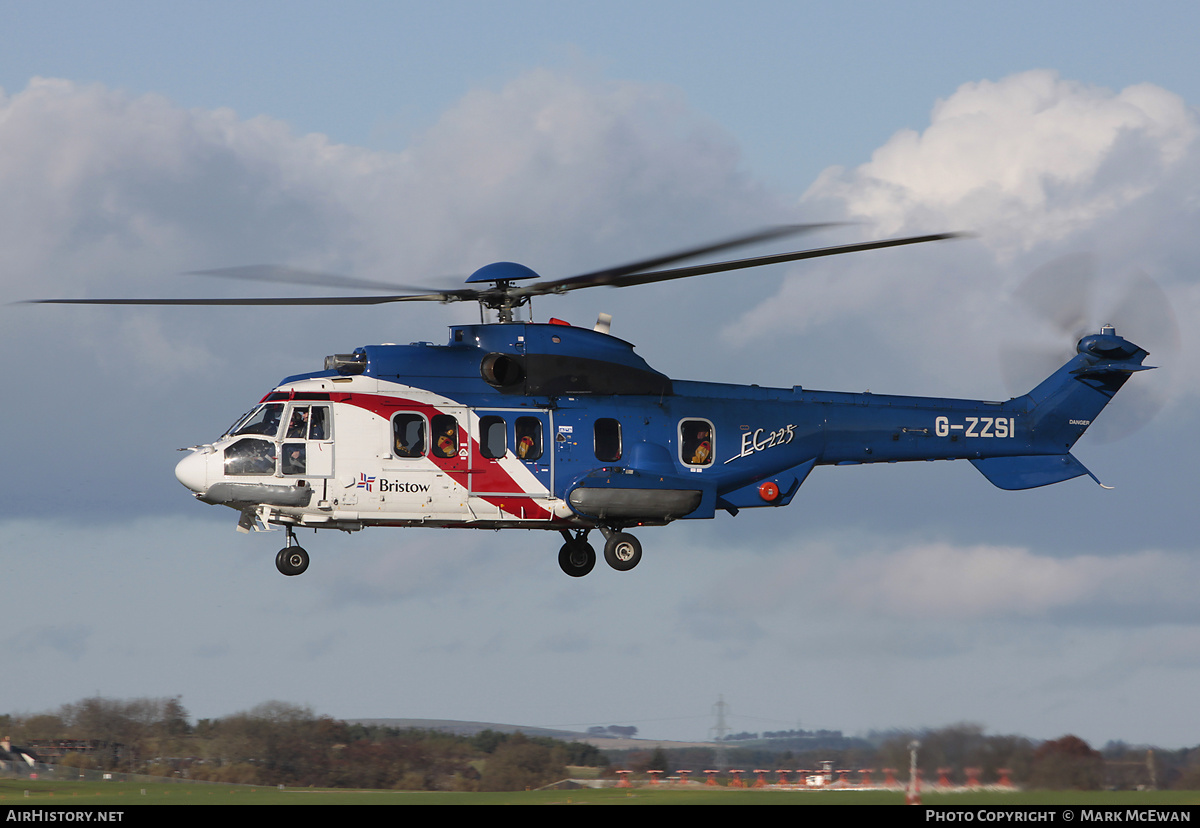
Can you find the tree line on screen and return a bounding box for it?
[0,696,607,791]
[5,699,1200,791]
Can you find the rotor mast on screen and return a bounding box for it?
[481,279,526,323]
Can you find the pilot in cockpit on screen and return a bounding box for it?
[287,408,309,439]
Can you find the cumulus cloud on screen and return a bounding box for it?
[367,69,779,274]
[0,79,352,292]
[672,532,1200,652]
[833,542,1200,624]
[1,70,777,310]
[720,70,1200,410]
[804,70,1200,251]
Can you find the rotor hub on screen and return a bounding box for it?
[466,261,540,284]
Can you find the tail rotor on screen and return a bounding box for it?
[1001,253,1179,441]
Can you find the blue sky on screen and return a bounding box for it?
[3,1,1200,748]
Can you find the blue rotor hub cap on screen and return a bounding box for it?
[466,261,540,284]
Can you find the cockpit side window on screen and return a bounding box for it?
[281,443,306,475]
[284,404,331,441]
[307,406,329,440]
[286,406,310,439]
[392,413,426,458]
[224,438,276,476]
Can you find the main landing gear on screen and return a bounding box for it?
[558,531,595,577]
[558,529,642,577]
[276,526,309,576]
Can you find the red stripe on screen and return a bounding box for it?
[338,392,554,520]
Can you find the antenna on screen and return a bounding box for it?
[710,694,731,770]
[710,694,731,741]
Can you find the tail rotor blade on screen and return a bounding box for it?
[1003,253,1179,440]
[1011,252,1095,337]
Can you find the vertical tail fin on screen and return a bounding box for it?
[1022,326,1152,450]
[970,327,1151,490]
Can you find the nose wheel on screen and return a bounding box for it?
[276,527,310,576]
[276,546,309,576]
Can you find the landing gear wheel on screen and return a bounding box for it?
[603,533,642,572]
[276,546,310,576]
[558,541,596,577]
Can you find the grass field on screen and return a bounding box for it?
[3,779,1200,806]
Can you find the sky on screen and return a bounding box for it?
[3,1,1200,750]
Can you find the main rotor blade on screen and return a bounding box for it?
[22,227,967,311]
[525,231,966,295]
[23,293,462,306]
[188,264,447,294]
[535,224,837,293]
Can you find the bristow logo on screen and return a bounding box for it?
[378,480,430,493]
[353,475,431,494]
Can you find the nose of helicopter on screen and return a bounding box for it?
[175,450,208,494]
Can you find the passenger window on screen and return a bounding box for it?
[431,414,459,458]
[515,416,543,461]
[594,418,622,462]
[480,415,507,459]
[224,438,276,476]
[680,419,714,467]
[393,413,426,458]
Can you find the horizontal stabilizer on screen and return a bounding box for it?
[1071,362,1155,377]
[970,454,1090,490]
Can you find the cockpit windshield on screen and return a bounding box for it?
[222,408,256,439]
[224,403,285,440]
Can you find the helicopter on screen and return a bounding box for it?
[30,225,1153,577]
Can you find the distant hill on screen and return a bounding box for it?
[344,719,716,749]
[346,718,594,742]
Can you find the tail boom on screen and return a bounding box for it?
[809,327,1150,491]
